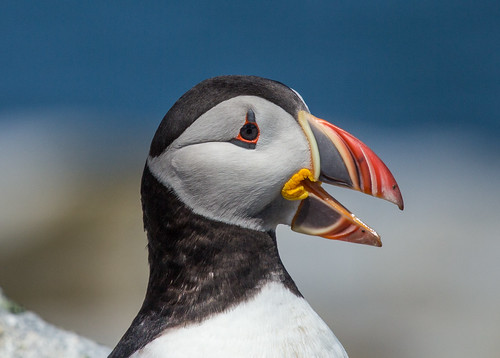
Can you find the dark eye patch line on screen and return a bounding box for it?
[246,109,256,123]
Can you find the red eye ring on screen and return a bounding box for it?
[238,122,259,142]
[231,109,260,149]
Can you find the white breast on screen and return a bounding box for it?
[131,282,348,358]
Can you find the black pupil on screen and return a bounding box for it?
[240,123,258,140]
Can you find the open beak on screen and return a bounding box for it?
[282,111,404,247]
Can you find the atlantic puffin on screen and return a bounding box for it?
[109,75,403,358]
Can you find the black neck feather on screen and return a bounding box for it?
[109,166,300,357]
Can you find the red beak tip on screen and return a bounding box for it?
[383,187,404,210]
[395,194,404,210]
[391,195,404,210]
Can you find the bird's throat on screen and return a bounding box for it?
[110,167,301,357]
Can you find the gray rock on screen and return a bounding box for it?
[0,288,111,358]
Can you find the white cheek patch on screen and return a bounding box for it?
[170,104,246,150]
[148,96,313,231]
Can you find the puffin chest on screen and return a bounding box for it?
[131,282,348,358]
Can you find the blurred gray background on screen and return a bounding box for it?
[1,2,499,357]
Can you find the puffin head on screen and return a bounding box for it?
[146,75,403,247]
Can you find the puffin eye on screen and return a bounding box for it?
[240,123,259,141]
[230,109,260,149]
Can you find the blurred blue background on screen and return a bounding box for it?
[1,1,499,357]
[2,1,499,133]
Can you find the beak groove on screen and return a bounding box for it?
[307,113,404,210]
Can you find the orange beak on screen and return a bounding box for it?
[286,111,403,247]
